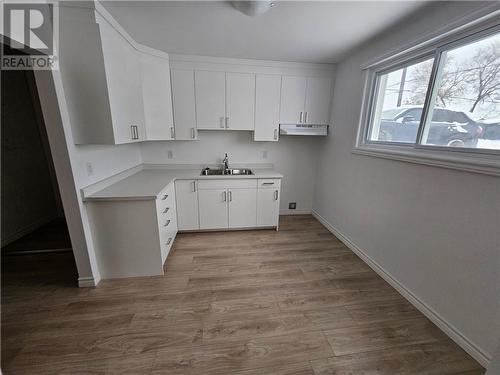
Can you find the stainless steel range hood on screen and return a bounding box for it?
[279,124,329,136]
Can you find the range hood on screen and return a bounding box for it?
[279,124,329,136]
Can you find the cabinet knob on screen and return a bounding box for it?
[274,190,279,200]
[162,194,168,200]
[170,127,175,139]
[164,219,171,227]
[274,129,278,140]
[191,128,196,139]
[163,207,169,213]
[166,237,172,245]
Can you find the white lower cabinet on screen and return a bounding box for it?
[175,180,200,230]
[198,189,229,230]
[228,188,257,228]
[87,182,177,279]
[257,179,281,227]
[197,179,260,230]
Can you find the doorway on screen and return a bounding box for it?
[1,67,78,284]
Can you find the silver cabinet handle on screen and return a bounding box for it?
[262,182,274,185]
[131,125,139,140]
[170,127,175,139]
[304,112,308,123]
[228,190,232,202]
[220,117,225,128]
[299,112,303,123]
[163,207,169,214]
[164,219,171,227]
[191,128,196,139]
[274,129,278,140]
[162,194,168,200]
[274,190,279,200]
[223,191,227,202]
[192,181,196,192]
[225,117,229,129]
[166,237,172,245]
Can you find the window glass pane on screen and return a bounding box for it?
[421,32,500,150]
[369,58,434,143]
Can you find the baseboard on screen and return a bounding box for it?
[1,215,57,247]
[78,276,99,288]
[312,210,491,368]
[279,209,312,215]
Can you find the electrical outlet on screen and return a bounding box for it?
[289,202,296,210]
[167,150,174,159]
[85,162,93,176]
[262,150,268,159]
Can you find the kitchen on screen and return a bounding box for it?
[1,1,499,374]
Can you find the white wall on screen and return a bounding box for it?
[313,1,499,364]
[141,131,320,213]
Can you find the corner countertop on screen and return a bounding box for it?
[82,165,283,202]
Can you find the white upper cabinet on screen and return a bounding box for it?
[98,15,146,143]
[305,76,332,124]
[280,75,332,125]
[226,73,255,131]
[140,53,174,140]
[254,74,281,141]
[195,70,226,129]
[279,76,307,124]
[171,69,197,140]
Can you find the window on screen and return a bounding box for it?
[360,25,500,162]
[369,58,434,144]
[421,33,500,150]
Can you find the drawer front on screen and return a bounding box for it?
[258,179,281,189]
[157,183,175,207]
[198,179,257,190]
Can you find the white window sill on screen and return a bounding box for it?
[352,144,500,177]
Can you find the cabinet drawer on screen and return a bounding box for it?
[258,179,281,188]
[198,179,257,190]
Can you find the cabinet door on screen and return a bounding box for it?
[140,53,174,140]
[175,180,199,230]
[279,76,306,124]
[226,73,255,130]
[257,188,280,227]
[254,74,281,141]
[305,77,332,124]
[228,189,257,228]
[99,17,144,143]
[171,69,197,140]
[195,70,226,129]
[198,189,229,230]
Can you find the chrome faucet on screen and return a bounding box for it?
[222,153,229,172]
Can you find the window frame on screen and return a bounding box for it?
[355,12,500,176]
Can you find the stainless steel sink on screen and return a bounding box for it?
[201,168,253,176]
[225,168,253,175]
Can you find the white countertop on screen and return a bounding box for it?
[83,166,283,201]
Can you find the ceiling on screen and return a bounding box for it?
[101,1,429,64]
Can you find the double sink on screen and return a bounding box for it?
[201,168,253,176]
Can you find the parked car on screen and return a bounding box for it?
[377,106,483,147]
[477,119,500,150]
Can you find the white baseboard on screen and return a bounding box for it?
[312,210,491,368]
[78,276,99,288]
[280,209,312,215]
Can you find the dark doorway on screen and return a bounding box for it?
[1,67,77,274]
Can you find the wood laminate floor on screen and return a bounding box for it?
[1,215,484,374]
